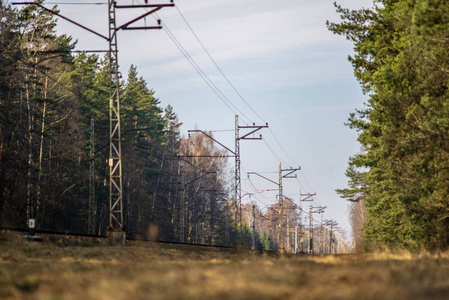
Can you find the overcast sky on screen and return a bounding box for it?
[11,0,374,242]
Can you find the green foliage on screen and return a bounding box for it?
[329,0,449,251]
[234,222,275,251]
[0,2,232,245]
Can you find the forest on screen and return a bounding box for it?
[0,1,315,251]
[329,0,449,251]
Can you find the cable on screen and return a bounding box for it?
[175,5,266,124]
[244,171,277,204]
[132,1,318,207]
[167,4,308,174]
[129,0,251,123]
[298,171,315,193]
[263,139,289,166]
[210,129,234,132]
[295,177,307,194]
[160,22,248,121]
[268,128,299,167]
[175,5,306,172]
[150,14,253,124]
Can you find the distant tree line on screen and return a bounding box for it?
[0,2,288,248]
[329,0,449,251]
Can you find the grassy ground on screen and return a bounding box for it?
[1,232,449,300]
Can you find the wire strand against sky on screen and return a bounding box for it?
[295,177,307,194]
[156,19,253,124]
[263,139,288,167]
[298,171,315,193]
[128,0,252,124]
[154,2,318,207]
[162,2,308,175]
[176,7,306,192]
[268,127,300,167]
[175,5,267,125]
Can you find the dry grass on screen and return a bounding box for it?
[1,232,449,300]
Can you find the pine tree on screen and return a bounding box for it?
[329,0,449,250]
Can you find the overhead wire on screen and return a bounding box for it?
[263,139,288,167]
[298,171,315,193]
[268,127,299,167]
[295,177,307,194]
[174,4,307,175]
[141,1,319,205]
[243,167,273,200]
[210,129,234,132]
[49,0,310,181]
[175,5,266,125]
[149,15,252,124]
[123,0,251,123]
[157,19,251,123]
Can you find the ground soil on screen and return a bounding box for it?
[1,231,449,299]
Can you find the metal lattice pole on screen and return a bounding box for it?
[251,203,256,250]
[309,205,313,254]
[107,0,125,244]
[88,118,96,234]
[12,1,173,244]
[234,115,242,249]
[278,162,285,253]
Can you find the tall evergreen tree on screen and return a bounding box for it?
[329,0,449,250]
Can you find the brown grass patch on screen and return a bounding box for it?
[1,231,449,299]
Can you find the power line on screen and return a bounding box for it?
[174,4,307,175]
[135,1,317,209]
[295,177,307,193]
[210,129,234,132]
[175,5,266,124]
[244,171,277,204]
[159,21,250,122]
[124,0,250,123]
[161,3,311,186]
[268,127,299,167]
[298,171,315,194]
[263,139,288,166]
[126,2,252,125]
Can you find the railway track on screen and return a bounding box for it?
[0,227,238,251]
